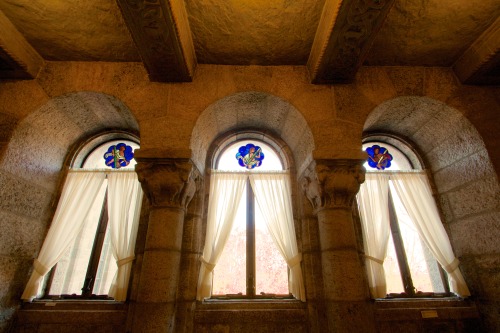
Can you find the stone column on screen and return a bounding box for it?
[132,156,200,333]
[302,159,374,333]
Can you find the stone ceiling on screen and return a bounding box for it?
[0,0,499,84]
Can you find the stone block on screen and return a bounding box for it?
[433,149,495,194]
[301,217,320,252]
[425,120,486,173]
[384,67,425,96]
[177,253,200,301]
[145,208,185,251]
[0,172,53,221]
[137,250,181,303]
[325,300,375,333]
[317,210,357,251]
[446,176,499,220]
[132,302,176,333]
[0,256,31,318]
[302,252,323,300]
[423,67,461,103]
[260,96,291,135]
[449,212,500,257]
[181,215,203,253]
[37,324,125,333]
[333,85,376,125]
[356,67,398,105]
[0,211,45,258]
[321,250,368,301]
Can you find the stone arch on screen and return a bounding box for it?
[0,91,139,320]
[190,91,315,176]
[364,96,500,329]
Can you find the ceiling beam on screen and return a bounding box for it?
[307,0,395,84]
[0,10,44,80]
[117,0,197,82]
[453,17,500,85]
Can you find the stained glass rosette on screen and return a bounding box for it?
[366,144,393,170]
[235,143,264,169]
[103,143,134,169]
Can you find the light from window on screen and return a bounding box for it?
[46,139,139,298]
[212,140,289,297]
[361,142,448,297]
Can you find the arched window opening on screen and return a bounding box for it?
[22,137,142,301]
[197,138,305,301]
[357,140,470,299]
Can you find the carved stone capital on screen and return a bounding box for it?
[302,159,365,212]
[135,158,201,209]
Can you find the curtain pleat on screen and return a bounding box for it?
[389,173,470,297]
[249,173,306,301]
[21,171,106,300]
[196,173,247,300]
[357,173,391,298]
[107,172,143,301]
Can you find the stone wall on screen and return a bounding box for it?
[0,63,498,332]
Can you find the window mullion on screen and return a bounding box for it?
[388,189,415,297]
[81,187,110,297]
[246,179,256,297]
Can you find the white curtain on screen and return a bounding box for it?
[357,173,391,298]
[390,173,471,297]
[249,173,306,301]
[196,172,247,300]
[22,171,106,300]
[107,172,143,301]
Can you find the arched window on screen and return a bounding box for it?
[196,138,305,301]
[22,136,143,301]
[357,139,470,298]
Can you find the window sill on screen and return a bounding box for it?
[17,300,128,327]
[374,297,479,322]
[22,299,126,311]
[195,298,307,325]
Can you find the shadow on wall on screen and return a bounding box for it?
[0,91,138,332]
[364,96,500,332]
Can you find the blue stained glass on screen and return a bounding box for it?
[236,143,265,169]
[103,143,134,169]
[366,145,393,170]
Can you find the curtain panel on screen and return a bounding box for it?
[249,173,306,301]
[357,173,391,298]
[389,173,470,297]
[196,172,247,300]
[358,171,470,298]
[196,171,305,301]
[107,172,144,301]
[22,171,106,300]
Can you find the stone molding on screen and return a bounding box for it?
[135,157,201,209]
[308,0,395,84]
[301,159,365,212]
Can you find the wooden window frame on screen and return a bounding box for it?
[385,190,452,299]
[211,178,293,300]
[42,189,113,300]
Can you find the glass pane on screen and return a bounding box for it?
[212,187,247,295]
[384,233,405,294]
[92,226,117,295]
[255,203,289,295]
[362,142,412,171]
[82,140,139,169]
[217,140,283,171]
[391,187,445,293]
[49,180,107,295]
